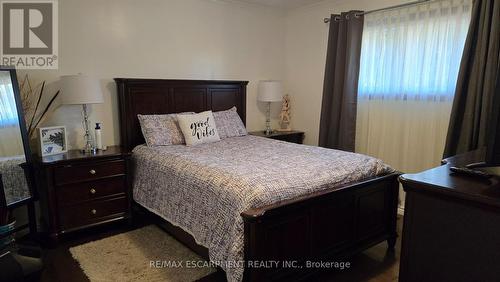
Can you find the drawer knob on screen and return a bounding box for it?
[89,169,96,175]
[91,209,97,215]
[90,188,96,194]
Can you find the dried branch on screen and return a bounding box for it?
[18,75,60,138]
[19,74,34,124]
[27,81,45,135]
[30,90,60,138]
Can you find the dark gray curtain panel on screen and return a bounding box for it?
[444,0,500,157]
[319,11,364,152]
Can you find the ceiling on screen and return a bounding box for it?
[237,0,327,9]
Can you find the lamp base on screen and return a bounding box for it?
[80,147,98,155]
[81,104,96,155]
[264,102,273,135]
[264,128,274,135]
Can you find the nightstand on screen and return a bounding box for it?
[34,146,131,244]
[249,130,305,144]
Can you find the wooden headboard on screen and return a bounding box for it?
[115,78,248,151]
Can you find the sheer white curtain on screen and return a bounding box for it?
[356,0,471,209]
[0,72,19,128]
[0,71,24,157]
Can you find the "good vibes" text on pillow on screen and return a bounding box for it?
[190,117,217,140]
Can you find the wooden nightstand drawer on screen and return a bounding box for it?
[271,134,303,144]
[249,130,305,144]
[56,176,126,206]
[35,146,131,244]
[59,197,128,230]
[54,159,126,185]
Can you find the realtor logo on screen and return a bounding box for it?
[1,0,58,69]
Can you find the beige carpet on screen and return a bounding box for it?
[70,225,216,282]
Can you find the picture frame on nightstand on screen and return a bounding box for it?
[38,126,68,156]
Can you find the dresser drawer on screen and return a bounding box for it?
[59,197,128,230]
[56,177,126,206]
[54,160,126,185]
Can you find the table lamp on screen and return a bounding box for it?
[59,74,103,154]
[258,80,283,135]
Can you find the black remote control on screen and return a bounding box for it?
[450,166,492,178]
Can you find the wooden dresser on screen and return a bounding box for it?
[399,150,500,282]
[34,146,131,244]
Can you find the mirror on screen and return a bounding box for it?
[0,67,33,207]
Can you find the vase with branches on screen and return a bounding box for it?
[19,74,60,139]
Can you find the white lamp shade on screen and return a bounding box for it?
[59,74,104,105]
[258,80,283,102]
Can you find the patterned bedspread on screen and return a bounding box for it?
[132,135,393,282]
[0,155,29,205]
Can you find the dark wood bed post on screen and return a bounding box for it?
[115,78,400,282]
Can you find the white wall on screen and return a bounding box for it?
[20,0,286,149]
[20,0,416,148]
[284,0,410,145]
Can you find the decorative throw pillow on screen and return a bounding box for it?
[137,112,193,146]
[177,111,221,146]
[213,107,247,139]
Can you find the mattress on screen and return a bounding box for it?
[132,135,393,282]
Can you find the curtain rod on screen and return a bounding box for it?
[323,0,431,23]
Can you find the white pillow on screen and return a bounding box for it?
[177,111,221,146]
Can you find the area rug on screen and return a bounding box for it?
[70,225,216,282]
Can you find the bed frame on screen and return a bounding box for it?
[115,78,400,281]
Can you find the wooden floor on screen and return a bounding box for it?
[37,215,402,282]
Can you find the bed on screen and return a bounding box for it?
[115,78,400,282]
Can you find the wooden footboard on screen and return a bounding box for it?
[241,172,400,281]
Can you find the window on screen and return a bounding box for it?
[357,0,471,101]
[0,73,19,128]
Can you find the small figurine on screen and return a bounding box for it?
[278,94,291,131]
